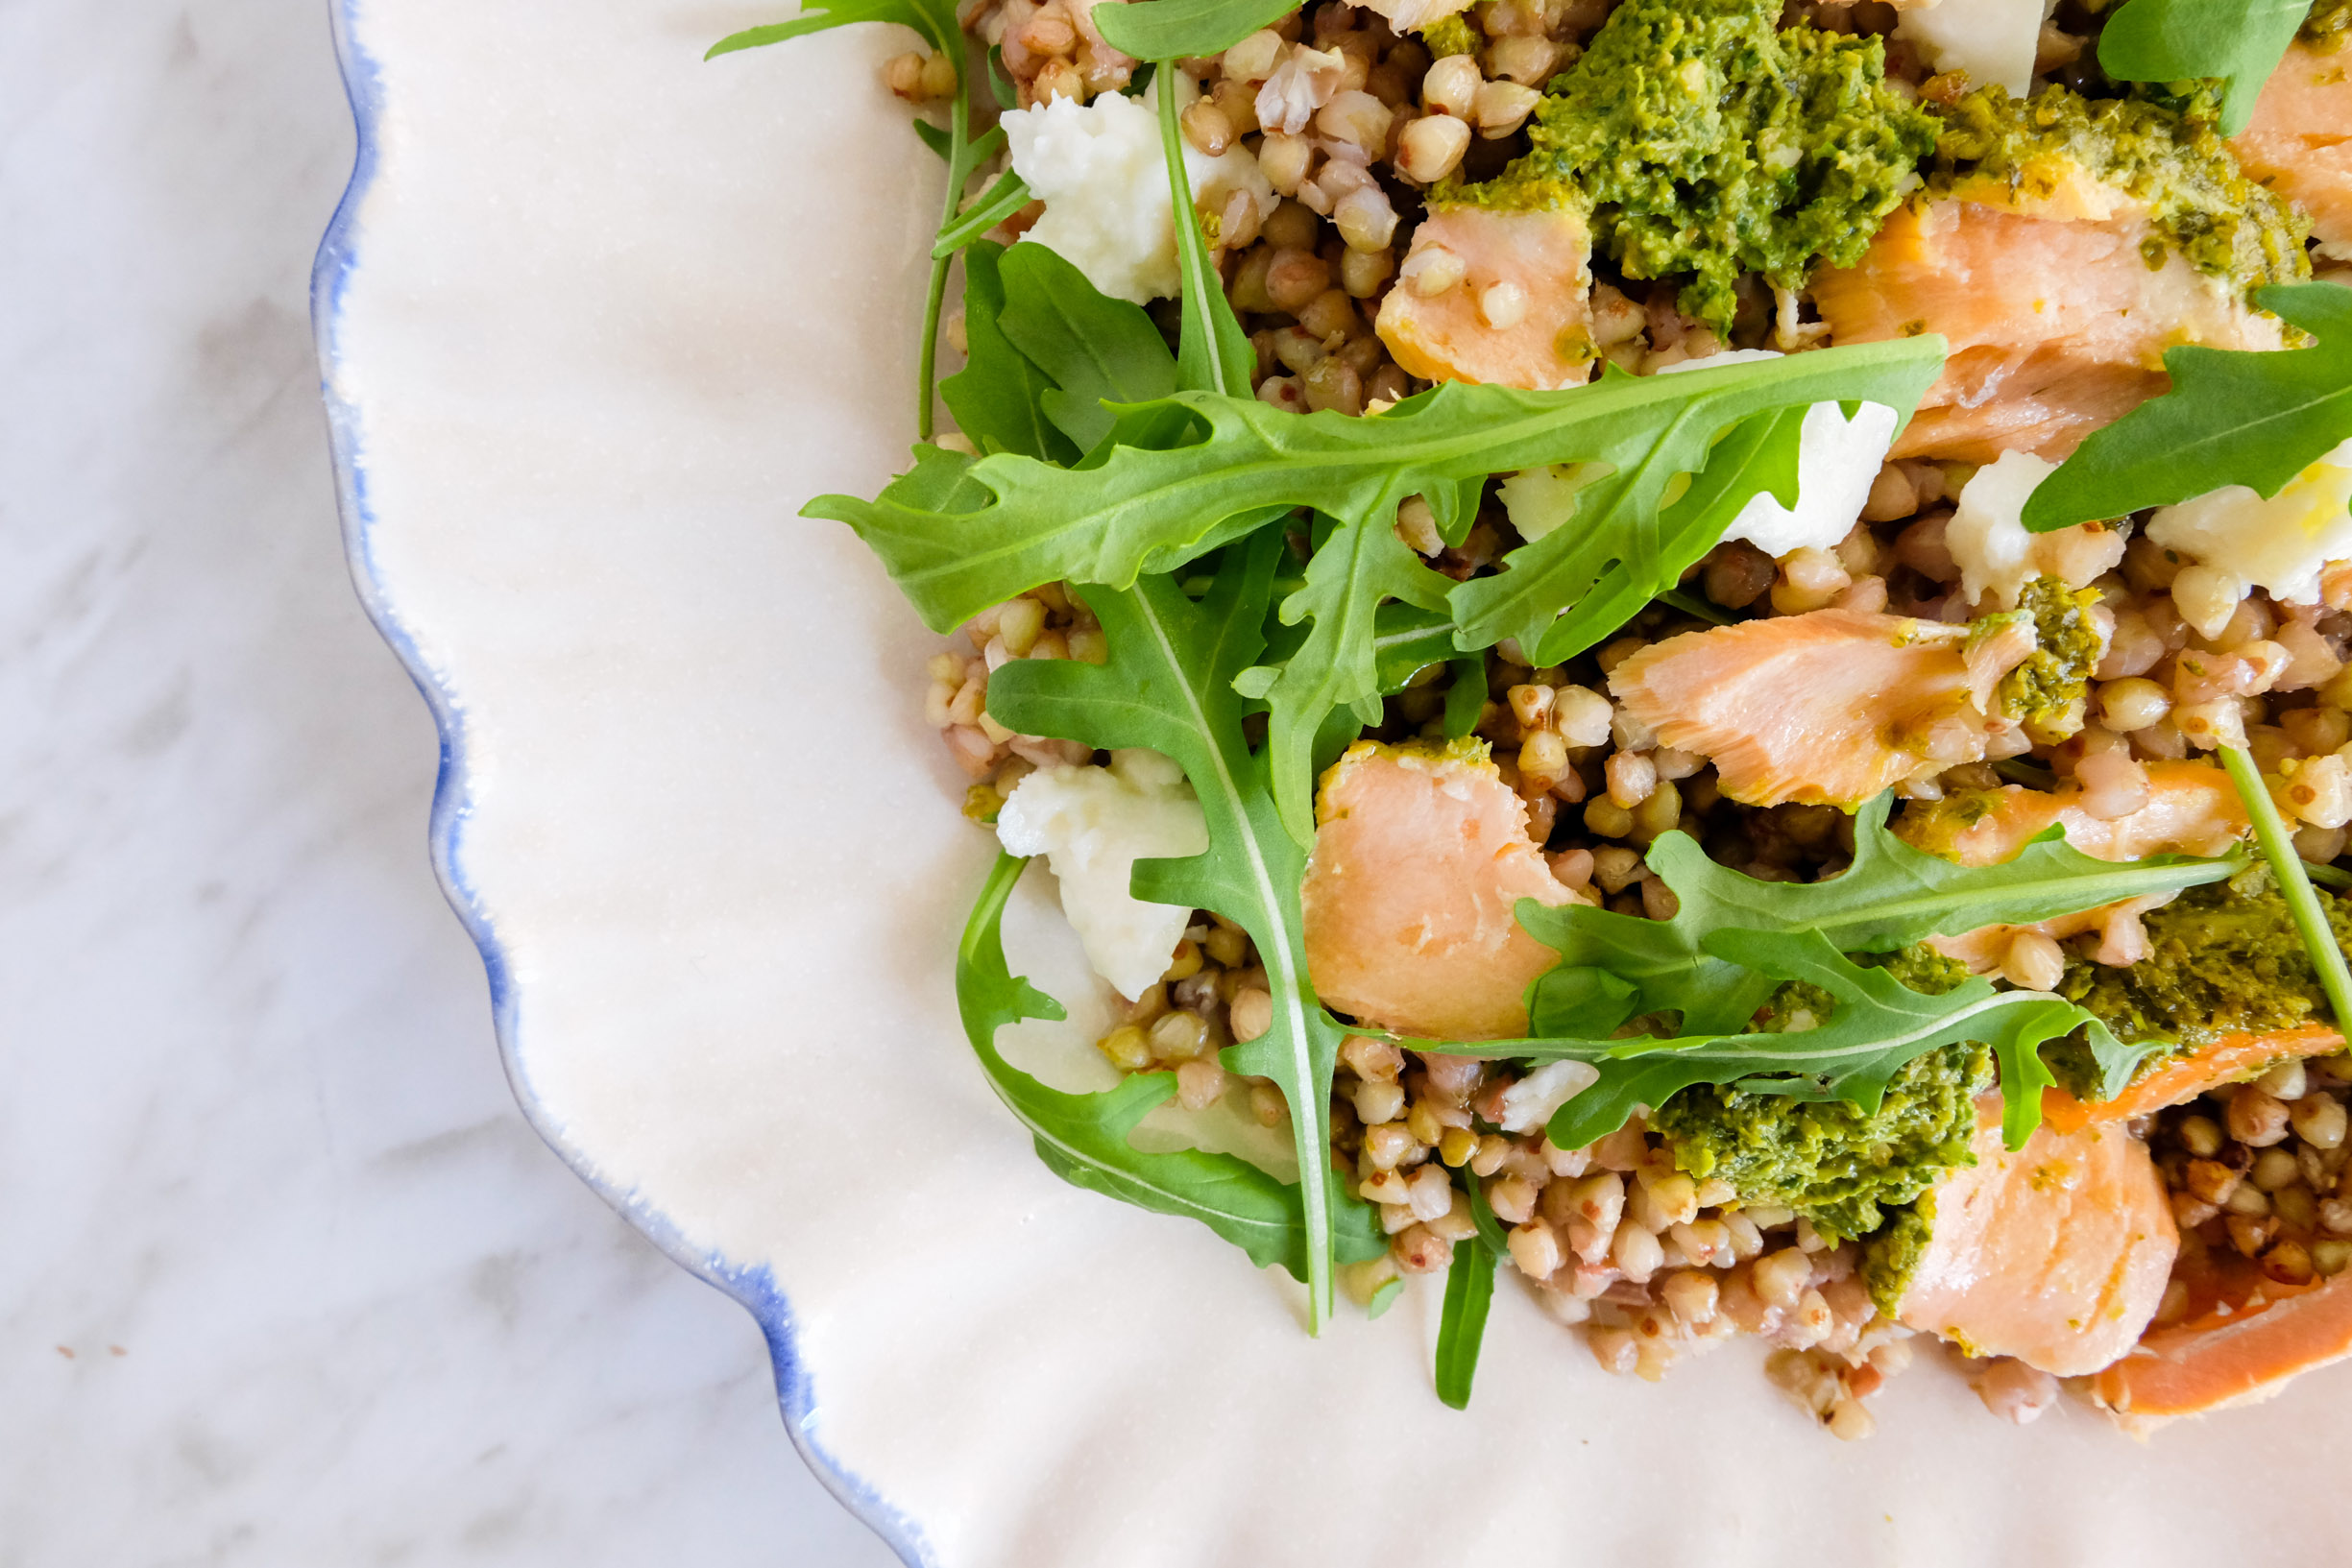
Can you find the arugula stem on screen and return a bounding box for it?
[2219,743,2352,1036]
[916,88,980,440]
[2308,860,2352,893]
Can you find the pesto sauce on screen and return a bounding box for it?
[1418,14,1477,59]
[2049,880,2352,1098]
[1930,84,2310,294]
[1444,0,1936,330]
[2312,0,2351,49]
[1997,576,2103,742]
[1860,1195,1933,1318]
[1656,947,1988,1242]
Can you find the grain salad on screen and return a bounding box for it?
[715,0,2352,1435]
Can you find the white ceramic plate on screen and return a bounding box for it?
[317,2,2352,1560]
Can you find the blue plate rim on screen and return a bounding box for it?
[308,5,934,1560]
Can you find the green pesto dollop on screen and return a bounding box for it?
[1930,84,2310,294]
[1860,1195,1933,1317]
[1656,947,1987,1242]
[1996,575,2103,742]
[2311,0,2351,49]
[2046,880,2352,1098]
[1418,13,1478,58]
[1448,0,1936,330]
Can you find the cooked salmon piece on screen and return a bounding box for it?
[2040,1024,2345,1135]
[1895,760,2249,865]
[2094,1270,2352,1435]
[2235,43,2352,258]
[1373,206,1595,391]
[1300,739,1584,1040]
[1608,607,2033,808]
[1813,193,2288,463]
[1930,891,2180,973]
[1897,1094,2178,1377]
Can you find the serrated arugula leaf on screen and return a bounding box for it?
[809,339,1945,635]
[985,534,1367,1330]
[2023,283,2352,530]
[1095,0,1305,69]
[932,171,1033,259]
[1434,1227,1497,1411]
[1447,930,2127,1152]
[1516,792,2247,1039]
[1155,77,1254,398]
[957,852,1383,1276]
[2097,0,2304,134]
[708,0,961,60]
[941,243,1078,463]
[1257,511,1458,841]
[994,243,1177,453]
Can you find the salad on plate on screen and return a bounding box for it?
[714,0,2352,1436]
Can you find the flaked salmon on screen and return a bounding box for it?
[1813,194,2288,464]
[1897,1094,2178,1377]
[1373,206,1595,391]
[1300,739,1584,1040]
[1609,607,2033,808]
[1895,760,2250,865]
[2235,43,2352,259]
[2041,1024,2345,1135]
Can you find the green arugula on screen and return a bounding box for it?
[1449,929,2128,1153]
[932,170,1032,259]
[2219,744,2352,1032]
[1515,792,2246,1040]
[809,339,1946,640]
[992,243,1176,453]
[985,535,1366,1331]
[1154,72,1254,400]
[2097,0,2305,135]
[941,242,1079,463]
[2024,284,2352,530]
[957,851,1386,1275]
[1434,1188,1501,1410]
[1095,0,1305,65]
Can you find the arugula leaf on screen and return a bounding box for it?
[1434,1224,1497,1410]
[958,852,1383,1275]
[1257,511,1458,841]
[1154,74,1254,398]
[1516,792,2246,1039]
[2220,743,2352,1033]
[941,242,1078,463]
[708,0,961,60]
[932,171,1033,259]
[1094,0,1304,66]
[2023,283,2352,530]
[985,534,1364,1330]
[809,339,1947,636]
[2097,0,2304,135]
[1447,930,2127,1152]
[994,243,1178,453]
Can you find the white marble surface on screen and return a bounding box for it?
[0,2,899,1561]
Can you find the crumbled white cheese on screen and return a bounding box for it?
[1004,78,1274,305]
[1947,448,2128,609]
[1651,350,1898,558]
[1723,401,1900,559]
[994,749,1209,1000]
[2146,438,2352,606]
[1895,0,2057,97]
[1497,1060,1599,1135]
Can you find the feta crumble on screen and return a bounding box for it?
[1496,1060,1600,1135]
[2146,438,2352,606]
[1650,350,1899,558]
[1895,0,2057,97]
[1947,449,2127,610]
[1004,79,1274,305]
[995,749,1209,1000]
